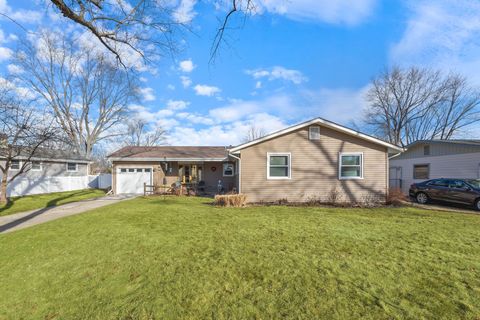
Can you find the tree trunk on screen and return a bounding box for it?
[0,174,8,205]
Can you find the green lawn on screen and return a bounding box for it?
[0,189,106,216]
[1,197,480,319]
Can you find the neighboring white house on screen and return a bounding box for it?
[0,149,101,197]
[389,140,480,194]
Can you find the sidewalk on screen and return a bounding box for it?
[0,194,137,234]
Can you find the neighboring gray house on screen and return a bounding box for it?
[0,149,91,197]
[389,140,480,194]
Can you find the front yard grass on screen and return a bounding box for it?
[0,189,106,216]
[1,196,479,319]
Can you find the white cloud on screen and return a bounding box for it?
[167,84,175,90]
[173,0,197,23]
[166,112,287,146]
[255,0,376,25]
[180,75,192,88]
[246,66,308,84]
[0,0,42,23]
[208,95,297,122]
[194,84,221,96]
[7,64,23,74]
[179,59,195,72]
[176,112,215,125]
[157,118,180,130]
[390,0,480,84]
[0,46,12,61]
[166,99,189,110]
[138,87,156,101]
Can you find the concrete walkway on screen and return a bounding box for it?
[405,200,479,215]
[0,194,138,234]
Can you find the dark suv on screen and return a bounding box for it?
[409,178,480,210]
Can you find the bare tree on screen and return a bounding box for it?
[14,31,138,159]
[47,0,185,66]
[364,66,480,146]
[243,123,266,143]
[125,118,167,146]
[48,0,258,64]
[0,87,56,204]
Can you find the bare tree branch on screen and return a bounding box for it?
[363,66,480,146]
[0,86,57,204]
[14,31,139,159]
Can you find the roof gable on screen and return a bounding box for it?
[229,118,404,153]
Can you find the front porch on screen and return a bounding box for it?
[152,160,237,195]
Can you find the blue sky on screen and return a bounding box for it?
[1,0,480,146]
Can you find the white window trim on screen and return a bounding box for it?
[222,163,234,177]
[267,152,292,180]
[10,160,21,171]
[338,152,363,180]
[66,163,78,172]
[309,126,321,140]
[31,161,43,171]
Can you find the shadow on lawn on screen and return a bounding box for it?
[0,190,89,233]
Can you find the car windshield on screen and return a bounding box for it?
[466,179,480,189]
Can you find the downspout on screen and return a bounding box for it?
[228,153,241,193]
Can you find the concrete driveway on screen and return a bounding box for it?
[0,194,138,234]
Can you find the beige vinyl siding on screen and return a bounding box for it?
[390,152,480,194]
[240,126,388,203]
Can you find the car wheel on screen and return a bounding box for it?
[475,199,480,211]
[416,192,429,204]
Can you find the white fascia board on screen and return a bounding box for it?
[109,157,228,162]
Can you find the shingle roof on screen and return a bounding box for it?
[108,146,229,160]
[0,147,90,162]
[407,139,480,147]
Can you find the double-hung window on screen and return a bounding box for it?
[10,160,20,170]
[339,153,363,179]
[267,153,291,179]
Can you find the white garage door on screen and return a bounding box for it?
[117,168,152,194]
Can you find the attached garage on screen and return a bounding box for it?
[116,167,152,194]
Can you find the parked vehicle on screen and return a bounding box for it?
[409,178,480,210]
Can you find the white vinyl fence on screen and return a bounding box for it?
[5,174,112,197]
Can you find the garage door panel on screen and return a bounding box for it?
[117,169,152,194]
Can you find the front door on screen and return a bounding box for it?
[179,164,203,183]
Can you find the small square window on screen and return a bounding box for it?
[309,126,321,140]
[120,168,127,173]
[10,160,20,170]
[128,168,135,173]
[144,168,151,173]
[31,161,42,171]
[67,163,77,172]
[136,168,143,172]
